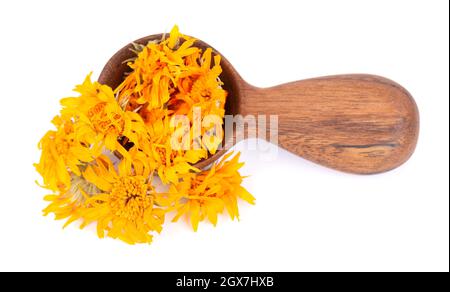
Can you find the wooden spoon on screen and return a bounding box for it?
[99,34,419,174]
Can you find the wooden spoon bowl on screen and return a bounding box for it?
[99,34,419,174]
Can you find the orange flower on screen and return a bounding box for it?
[60,73,148,159]
[35,115,95,192]
[115,25,227,157]
[78,155,164,244]
[115,25,201,110]
[42,173,98,227]
[168,152,255,231]
[36,25,254,245]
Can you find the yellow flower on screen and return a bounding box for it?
[135,111,207,184]
[42,173,98,227]
[168,48,227,154]
[176,48,227,114]
[115,25,227,158]
[35,115,95,192]
[150,140,204,184]
[79,155,164,244]
[115,25,200,110]
[60,73,148,159]
[36,26,253,245]
[169,152,255,231]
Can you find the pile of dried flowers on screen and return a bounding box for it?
[35,26,254,244]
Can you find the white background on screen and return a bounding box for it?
[0,0,448,272]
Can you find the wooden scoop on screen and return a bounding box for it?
[99,34,419,174]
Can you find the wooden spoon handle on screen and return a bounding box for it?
[240,74,419,174]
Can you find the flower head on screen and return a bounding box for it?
[60,73,148,158]
[79,155,164,244]
[115,25,200,110]
[169,152,255,231]
[115,26,227,158]
[42,173,98,226]
[36,25,254,245]
[35,115,95,192]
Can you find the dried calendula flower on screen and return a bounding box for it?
[36,25,254,245]
[115,25,227,158]
[42,173,99,227]
[34,115,96,192]
[60,73,149,159]
[167,152,255,231]
[78,155,164,244]
[116,25,200,110]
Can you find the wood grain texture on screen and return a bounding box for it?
[239,75,419,174]
[99,34,419,174]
